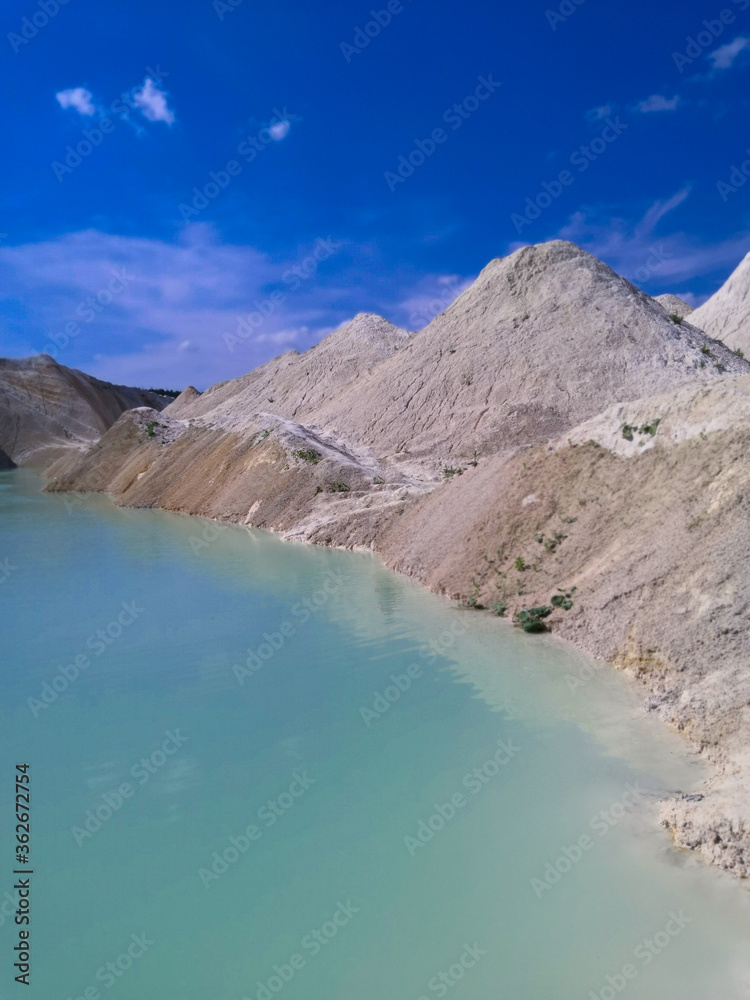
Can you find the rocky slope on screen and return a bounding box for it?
[0,354,169,469]
[43,239,750,880]
[689,252,750,356]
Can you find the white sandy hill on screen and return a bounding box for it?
[168,313,413,432]
[655,294,694,320]
[0,355,169,468]
[303,241,745,471]
[689,252,750,356]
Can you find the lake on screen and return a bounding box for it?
[1,470,749,1000]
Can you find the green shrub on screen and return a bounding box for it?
[513,606,552,633]
[145,421,156,438]
[443,466,464,478]
[292,448,321,464]
[670,313,683,325]
[515,556,527,572]
[490,601,507,617]
[328,482,350,493]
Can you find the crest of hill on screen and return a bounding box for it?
[0,354,169,467]
[306,241,748,468]
[689,251,750,356]
[655,294,694,320]
[166,313,413,429]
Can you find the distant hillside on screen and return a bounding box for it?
[0,354,170,469]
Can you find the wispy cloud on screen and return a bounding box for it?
[709,36,750,70]
[268,119,290,141]
[553,187,749,290]
[585,104,614,123]
[0,228,356,389]
[635,94,680,113]
[132,78,175,125]
[55,87,95,116]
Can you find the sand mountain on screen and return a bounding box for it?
[654,293,694,320]
[689,251,750,356]
[169,313,413,431]
[167,242,744,479]
[0,354,169,469]
[43,239,750,880]
[305,241,744,470]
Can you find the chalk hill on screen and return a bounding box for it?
[689,252,750,356]
[0,355,169,468]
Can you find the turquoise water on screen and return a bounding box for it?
[1,470,749,1000]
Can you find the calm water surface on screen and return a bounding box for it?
[1,470,749,1000]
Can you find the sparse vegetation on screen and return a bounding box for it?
[669,313,683,324]
[261,429,272,439]
[700,345,712,356]
[315,486,323,495]
[622,418,660,441]
[734,347,745,358]
[490,601,507,617]
[468,450,479,467]
[292,448,321,464]
[515,556,527,572]
[443,466,464,478]
[513,605,552,633]
[145,421,156,438]
[328,482,350,493]
[373,475,385,484]
[551,587,576,611]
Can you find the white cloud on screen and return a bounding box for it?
[636,94,680,113]
[709,36,750,70]
[132,78,175,125]
[55,87,95,116]
[0,229,356,389]
[585,105,614,122]
[269,119,291,141]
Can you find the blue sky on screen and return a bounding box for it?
[1,0,750,390]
